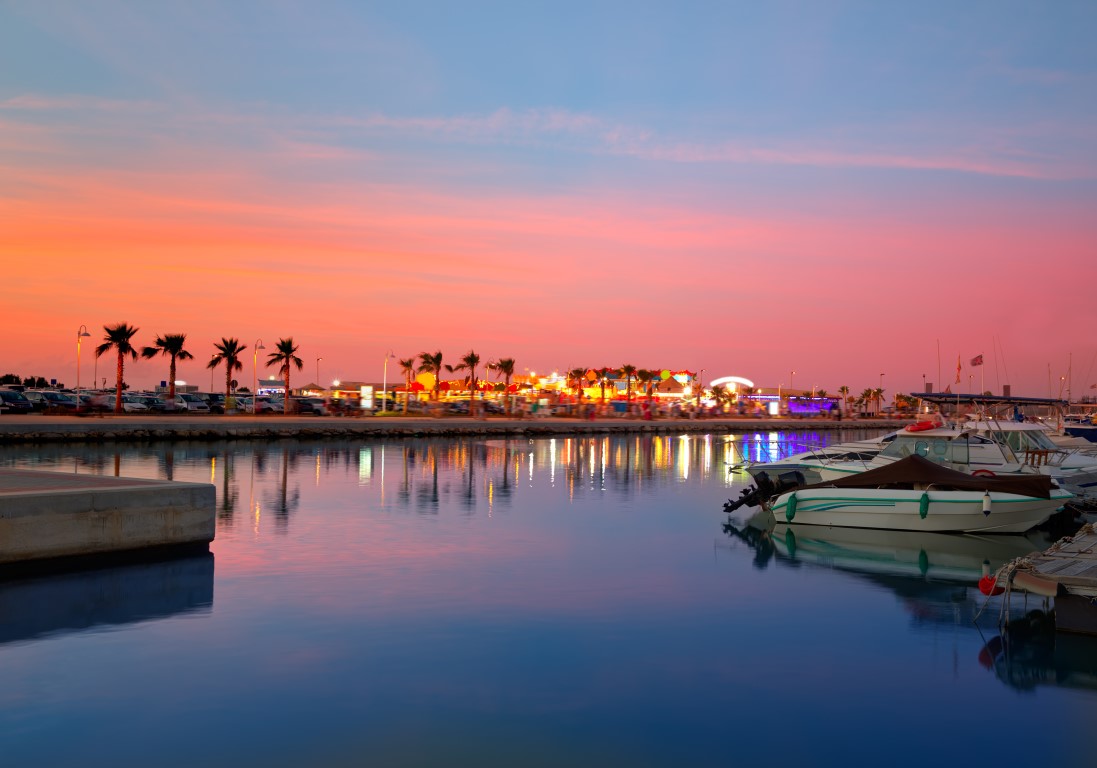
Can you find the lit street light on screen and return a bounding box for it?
[252,339,265,413]
[76,325,91,395]
[316,357,322,392]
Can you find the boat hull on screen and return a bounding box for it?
[768,488,1069,533]
[1065,425,1097,443]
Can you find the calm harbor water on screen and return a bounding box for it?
[1,429,1095,767]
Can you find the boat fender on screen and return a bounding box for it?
[785,492,797,522]
[918,549,929,576]
[1011,569,1060,597]
[982,491,992,516]
[972,469,997,477]
[919,491,929,519]
[906,421,938,432]
[978,574,1005,596]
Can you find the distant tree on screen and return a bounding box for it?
[568,368,588,403]
[266,338,303,414]
[0,373,20,385]
[597,367,613,403]
[418,351,445,401]
[96,323,140,413]
[399,357,416,415]
[22,375,48,388]
[487,357,516,415]
[620,364,638,402]
[449,350,481,416]
[636,369,655,402]
[838,385,850,415]
[141,333,194,401]
[208,338,247,403]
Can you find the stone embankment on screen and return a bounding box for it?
[0,414,908,444]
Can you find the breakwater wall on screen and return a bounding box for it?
[0,415,907,445]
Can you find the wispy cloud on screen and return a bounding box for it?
[3,93,1092,181]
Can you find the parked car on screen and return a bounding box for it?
[24,390,78,413]
[119,394,150,412]
[293,397,328,415]
[205,393,236,413]
[178,393,211,413]
[0,388,34,414]
[148,393,208,413]
[239,396,278,414]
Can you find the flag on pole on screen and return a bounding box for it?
[970,354,984,367]
[955,355,961,384]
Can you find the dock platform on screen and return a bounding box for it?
[1007,524,1097,635]
[0,468,215,568]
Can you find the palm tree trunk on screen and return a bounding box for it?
[169,356,177,400]
[284,369,290,414]
[115,353,124,413]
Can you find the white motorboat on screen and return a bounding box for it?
[744,431,898,485]
[752,425,1033,485]
[766,454,1071,533]
[962,419,1097,500]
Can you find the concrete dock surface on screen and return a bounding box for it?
[0,467,215,566]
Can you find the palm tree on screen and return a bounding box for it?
[450,350,481,415]
[266,338,303,414]
[399,357,416,414]
[208,338,247,405]
[873,387,885,415]
[859,388,875,416]
[636,369,654,402]
[598,367,612,403]
[95,323,139,413]
[710,384,728,411]
[487,357,516,415]
[838,385,850,416]
[620,364,638,402]
[568,368,587,404]
[418,351,444,401]
[141,334,194,402]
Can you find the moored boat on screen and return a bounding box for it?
[766,454,1071,533]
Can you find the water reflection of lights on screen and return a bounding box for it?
[359,448,372,485]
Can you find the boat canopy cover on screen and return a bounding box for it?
[801,454,1055,499]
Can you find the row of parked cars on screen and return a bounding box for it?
[0,387,329,415]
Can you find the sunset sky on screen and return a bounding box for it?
[2,1,1095,397]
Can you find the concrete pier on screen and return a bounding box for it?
[0,468,215,566]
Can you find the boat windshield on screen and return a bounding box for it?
[880,435,972,466]
[987,428,1060,453]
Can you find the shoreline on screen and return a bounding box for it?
[0,414,907,444]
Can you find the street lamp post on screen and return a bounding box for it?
[252,339,265,413]
[316,357,322,393]
[381,349,394,413]
[879,373,885,415]
[76,325,91,396]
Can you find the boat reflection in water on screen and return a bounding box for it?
[723,509,1097,693]
[0,553,214,646]
[979,614,1097,692]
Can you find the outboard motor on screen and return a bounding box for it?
[723,470,807,513]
